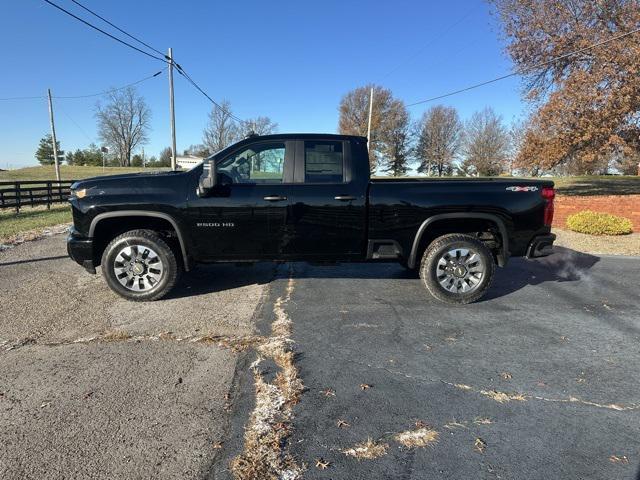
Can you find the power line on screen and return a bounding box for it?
[407,27,640,107]
[0,69,165,101]
[57,102,95,143]
[68,0,165,57]
[174,64,244,123]
[0,94,44,101]
[56,69,165,99]
[41,0,167,63]
[41,0,242,123]
[379,8,475,82]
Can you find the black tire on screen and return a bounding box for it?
[419,233,495,304]
[101,229,180,301]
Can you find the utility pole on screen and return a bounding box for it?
[100,146,108,173]
[47,89,61,183]
[167,48,177,171]
[366,87,374,146]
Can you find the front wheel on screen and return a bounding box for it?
[419,233,495,304]
[101,229,180,301]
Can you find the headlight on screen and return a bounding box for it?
[74,188,87,199]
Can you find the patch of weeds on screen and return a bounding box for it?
[454,383,472,390]
[474,417,493,425]
[198,334,264,352]
[609,455,629,464]
[101,330,131,341]
[480,389,527,403]
[343,438,389,460]
[394,428,439,448]
[474,437,487,453]
[230,277,305,480]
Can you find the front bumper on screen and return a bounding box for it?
[67,228,96,274]
[526,233,556,259]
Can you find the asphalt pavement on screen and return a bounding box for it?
[279,249,640,479]
[214,248,640,479]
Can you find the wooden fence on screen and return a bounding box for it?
[0,180,75,213]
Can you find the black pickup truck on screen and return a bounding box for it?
[67,133,555,304]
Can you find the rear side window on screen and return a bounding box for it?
[304,141,344,183]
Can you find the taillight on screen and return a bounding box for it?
[542,187,555,226]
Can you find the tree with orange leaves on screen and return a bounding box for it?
[490,0,640,174]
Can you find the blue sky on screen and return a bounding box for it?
[0,0,526,168]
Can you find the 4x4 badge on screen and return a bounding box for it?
[506,186,538,192]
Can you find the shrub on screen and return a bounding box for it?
[566,211,633,235]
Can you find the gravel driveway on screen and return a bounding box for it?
[0,235,273,480]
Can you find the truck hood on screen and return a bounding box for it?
[72,170,179,187]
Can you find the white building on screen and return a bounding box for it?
[175,155,204,170]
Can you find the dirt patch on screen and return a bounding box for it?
[0,223,70,248]
[553,228,640,256]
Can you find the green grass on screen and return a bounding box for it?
[548,176,640,196]
[0,165,168,182]
[0,204,71,240]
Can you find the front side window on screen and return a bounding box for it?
[304,141,344,183]
[217,142,285,184]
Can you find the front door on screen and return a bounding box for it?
[187,140,294,261]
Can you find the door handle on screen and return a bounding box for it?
[263,195,287,201]
[334,195,356,201]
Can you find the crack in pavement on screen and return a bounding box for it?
[318,352,640,413]
[229,271,306,480]
[2,332,267,353]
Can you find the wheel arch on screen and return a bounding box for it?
[407,213,509,269]
[89,210,190,271]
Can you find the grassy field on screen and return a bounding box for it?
[0,165,168,182]
[550,175,640,196]
[0,166,168,240]
[0,204,71,241]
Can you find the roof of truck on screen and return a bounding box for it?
[208,133,367,159]
[244,133,367,142]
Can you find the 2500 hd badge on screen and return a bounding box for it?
[196,222,235,228]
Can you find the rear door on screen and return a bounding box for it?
[281,138,367,259]
[187,140,294,260]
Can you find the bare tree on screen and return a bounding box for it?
[95,87,150,167]
[202,100,239,154]
[506,118,527,176]
[239,116,278,138]
[183,144,210,157]
[415,105,462,176]
[338,84,397,172]
[380,100,411,176]
[461,107,510,176]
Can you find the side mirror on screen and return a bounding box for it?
[197,159,217,197]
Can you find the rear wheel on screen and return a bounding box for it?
[419,233,495,304]
[101,229,179,301]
